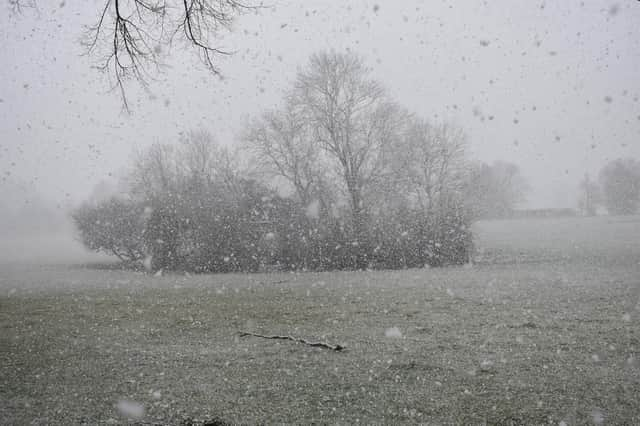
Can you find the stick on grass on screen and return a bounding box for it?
[239,331,345,351]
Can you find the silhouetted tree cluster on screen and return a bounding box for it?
[599,158,640,215]
[74,52,477,272]
[463,161,529,219]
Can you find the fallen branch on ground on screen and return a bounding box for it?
[257,279,290,285]
[239,331,345,351]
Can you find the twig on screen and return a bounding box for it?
[257,279,290,285]
[239,331,345,351]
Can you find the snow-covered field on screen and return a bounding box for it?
[1,216,639,424]
[473,215,640,266]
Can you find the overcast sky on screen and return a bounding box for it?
[1,0,639,210]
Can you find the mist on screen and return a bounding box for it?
[0,178,108,264]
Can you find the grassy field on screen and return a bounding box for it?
[1,216,639,425]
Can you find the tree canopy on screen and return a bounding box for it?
[599,158,640,215]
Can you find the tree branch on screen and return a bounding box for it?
[77,0,259,110]
[239,331,345,351]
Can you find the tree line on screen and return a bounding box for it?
[73,51,527,273]
[578,158,640,216]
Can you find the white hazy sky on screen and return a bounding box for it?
[1,0,639,209]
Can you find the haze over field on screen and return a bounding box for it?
[0,178,108,263]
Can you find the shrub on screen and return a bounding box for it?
[72,197,146,263]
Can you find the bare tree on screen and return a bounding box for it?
[243,103,326,207]
[292,51,398,251]
[126,130,245,202]
[465,161,529,219]
[179,129,243,194]
[179,130,219,186]
[578,173,600,216]
[127,142,179,200]
[11,0,257,110]
[390,117,468,215]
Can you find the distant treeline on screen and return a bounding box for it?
[509,208,577,219]
[73,51,528,273]
[578,158,640,217]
